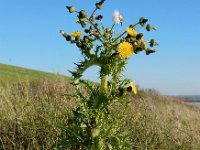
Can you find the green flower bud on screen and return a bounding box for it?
[134,47,143,54]
[95,3,102,9]
[95,15,103,20]
[84,29,89,33]
[139,17,148,27]
[136,33,144,40]
[66,35,71,41]
[66,6,75,13]
[79,10,87,18]
[146,24,151,31]
[149,39,157,47]
[145,48,157,55]
[95,0,106,9]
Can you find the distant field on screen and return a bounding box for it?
[0,63,70,83]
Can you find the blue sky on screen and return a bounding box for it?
[1,0,200,95]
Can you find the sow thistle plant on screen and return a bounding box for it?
[57,0,157,149]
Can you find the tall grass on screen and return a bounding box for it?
[0,78,75,149]
[1,79,200,149]
[127,91,200,149]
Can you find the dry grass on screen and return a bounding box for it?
[0,79,200,149]
[0,78,75,149]
[127,90,200,149]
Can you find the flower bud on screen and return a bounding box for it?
[139,17,148,27]
[126,28,137,37]
[95,3,102,9]
[134,47,143,54]
[127,82,137,94]
[95,15,103,20]
[79,10,87,18]
[66,6,75,13]
[146,24,151,31]
[84,29,89,33]
[127,86,132,92]
[66,35,71,41]
[59,30,67,37]
[149,39,157,47]
[136,33,144,40]
[145,49,157,55]
[95,0,106,9]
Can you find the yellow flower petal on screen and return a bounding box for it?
[126,27,137,37]
[71,31,82,37]
[130,82,137,94]
[117,42,134,59]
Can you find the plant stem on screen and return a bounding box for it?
[90,8,97,19]
[100,74,108,93]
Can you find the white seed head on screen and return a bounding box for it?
[113,10,122,24]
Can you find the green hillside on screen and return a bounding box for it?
[0,63,70,83]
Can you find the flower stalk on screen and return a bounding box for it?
[100,74,108,93]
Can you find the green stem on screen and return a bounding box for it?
[88,20,104,44]
[111,23,115,31]
[100,74,108,93]
[90,8,97,19]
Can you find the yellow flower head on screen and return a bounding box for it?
[117,41,134,59]
[71,31,82,37]
[126,27,137,37]
[130,82,137,94]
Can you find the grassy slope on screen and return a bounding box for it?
[0,64,200,149]
[0,63,70,83]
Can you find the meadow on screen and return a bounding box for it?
[1,64,200,149]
